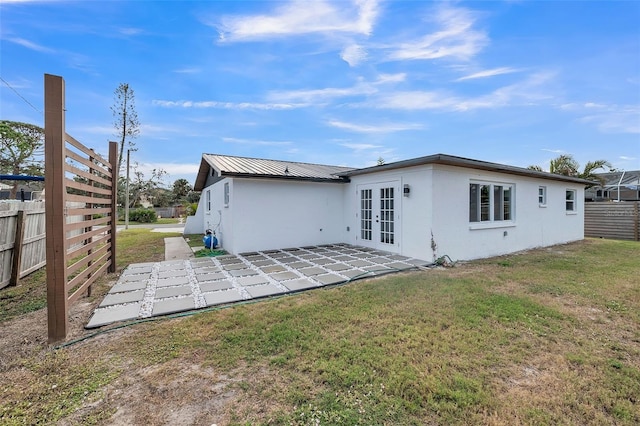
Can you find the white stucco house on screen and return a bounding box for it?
[184,153,592,261]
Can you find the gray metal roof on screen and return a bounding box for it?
[194,152,596,191]
[593,170,640,189]
[338,153,597,185]
[194,154,353,190]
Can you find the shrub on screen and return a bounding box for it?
[186,202,198,216]
[129,208,157,223]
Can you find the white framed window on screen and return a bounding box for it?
[538,186,547,206]
[224,182,230,207]
[206,190,211,213]
[566,189,577,213]
[469,182,514,223]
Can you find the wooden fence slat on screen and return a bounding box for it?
[65,149,112,179]
[67,207,112,216]
[64,178,113,196]
[67,261,110,304]
[66,226,109,248]
[66,234,110,260]
[9,210,26,286]
[65,252,111,292]
[67,243,109,276]
[66,163,112,188]
[65,133,111,168]
[65,215,111,232]
[65,193,112,205]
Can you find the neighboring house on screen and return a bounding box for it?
[585,171,640,202]
[0,183,40,201]
[185,153,592,261]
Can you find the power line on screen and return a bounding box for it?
[0,75,43,115]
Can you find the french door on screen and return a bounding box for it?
[358,183,399,251]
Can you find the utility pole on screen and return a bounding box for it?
[125,149,130,229]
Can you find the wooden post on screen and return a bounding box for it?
[45,74,69,343]
[9,210,26,287]
[109,141,118,273]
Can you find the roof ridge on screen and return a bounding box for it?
[203,153,353,170]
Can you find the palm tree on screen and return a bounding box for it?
[578,159,613,186]
[549,154,580,176]
[530,154,611,187]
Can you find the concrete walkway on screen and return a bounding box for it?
[86,244,431,329]
[164,237,194,261]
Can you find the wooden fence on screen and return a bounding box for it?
[585,202,639,241]
[0,201,86,289]
[0,202,46,289]
[45,74,118,342]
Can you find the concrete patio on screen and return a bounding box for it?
[86,243,431,329]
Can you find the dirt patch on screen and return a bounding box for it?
[59,357,241,426]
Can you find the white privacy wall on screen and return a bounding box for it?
[228,178,347,254]
[429,165,585,261]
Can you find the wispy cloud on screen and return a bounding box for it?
[267,82,377,103]
[222,137,292,146]
[579,106,640,134]
[369,90,459,110]
[384,5,488,62]
[374,73,406,84]
[216,0,379,41]
[7,37,55,53]
[341,43,368,67]
[619,156,636,161]
[118,27,143,36]
[328,119,423,133]
[173,67,201,74]
[559,103,640,134]
[456,67,520,81]
[367,71,555,111]
[541,148,566,154]
[340,143,383,150]
[152,99,305,110]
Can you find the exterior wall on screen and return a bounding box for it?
[205,178,347,254]
[344,165,435,259]
[191,162,586,261]
[429,165,584,260]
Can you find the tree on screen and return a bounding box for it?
[377,157,385,166]
[549,154,579,176]
[171,178,192,203]
[529,154,611,186]
[111,83,140,173]
[0,120,44,198]
[118,163,166,208]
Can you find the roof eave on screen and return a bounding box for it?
[220,172,349,183]
[339,153,595,185]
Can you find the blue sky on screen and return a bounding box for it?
[1,0,639,186]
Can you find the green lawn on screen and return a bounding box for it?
[1,238,638,425]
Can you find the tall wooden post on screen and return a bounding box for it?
[45,74,69,343]
[9,210,26,287]
[109,141,118,273]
